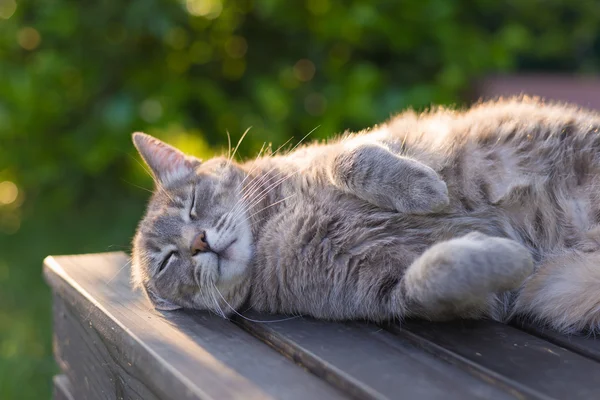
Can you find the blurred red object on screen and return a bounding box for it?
[475,74,600,111]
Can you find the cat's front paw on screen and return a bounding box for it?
[392,164,450,214]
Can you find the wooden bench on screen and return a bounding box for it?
[44,252,600,400]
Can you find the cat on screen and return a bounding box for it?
[131,97,600,334]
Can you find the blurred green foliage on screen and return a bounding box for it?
[1,0,600,398]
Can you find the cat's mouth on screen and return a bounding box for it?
[216,238,238,261]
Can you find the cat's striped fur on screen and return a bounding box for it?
[132,97,600,333]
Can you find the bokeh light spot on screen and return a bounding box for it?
[0,0,16,19]
[305,93,328,116]
[0,181,18,205]
[165,27,189,50]
[105,24,127,44]
[139,99,163,123]
[293,59,316,82]
[222,58,246,80]
[0,213,20,234]
[0,261,9,282]
[17,27,41,50]
[167,52,190,73]
[279,67,299,89]
[185,0,222,19]
[329,43,351,67]
[225,36,247,59]
[307,0,330,15]
[189,41,213,64]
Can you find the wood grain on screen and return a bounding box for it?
[45,252,343,400]
[45,251,600,400]
[237,314,513,399]
[53,375,75,400]
[512,318,600,363]
[391,320,600,400]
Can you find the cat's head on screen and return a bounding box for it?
[130,132,253,315]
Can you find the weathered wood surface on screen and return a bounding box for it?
[44,252,600,400]
[238,314,511,400]
[513,318,600,363]
[393,321,600,399]
[45,253,343,400]
[53,375,74,400]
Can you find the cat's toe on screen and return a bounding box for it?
[394,176,449,214]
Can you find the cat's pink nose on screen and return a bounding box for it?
[191,231,210,255]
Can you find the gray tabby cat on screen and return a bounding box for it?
[131,97,600,334]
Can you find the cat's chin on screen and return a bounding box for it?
[217,257,250,284]
[213,272,252,315]
[215,235,253,283]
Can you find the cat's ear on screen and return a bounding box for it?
[132,132,201,186]
[145,287,182,311]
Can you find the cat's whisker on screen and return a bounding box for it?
[121,179,154,195]
[229,126,252,166]
[241,194,297,227]
[272,136,295,156]
[231,173,285,221]
[227,129,314,218]
[241,133,299,195]
[230,161,281,217]
[234,166,306,224]
[239,197,294,230]
[230,171,274,217]
[106,244,131,250]
[213,284,301,324]
[228,175,269,221]
[240,194,297,225]
[239,171,287,210]
[284,125,321,155]
[241,164,283,196]
[243,168,292,204]
[230,170,287,220]
[209,288,227,319]
[242,168,304,213]
[128,153,154,178]
[233,142,268,193]
[231,135,294,209]
[226,130,232,161]
[128,153,176,203]
[105,259,132,285]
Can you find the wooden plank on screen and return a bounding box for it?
[390,320,600,400]
[53,294,162,400]
[512,318,600,363]
[237,314,514,400]
[44,252,344,400]
[53,375,74,400]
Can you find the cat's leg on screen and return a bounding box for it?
[513,251,600,333]
[326,142,449,214]
[401,232,534,320]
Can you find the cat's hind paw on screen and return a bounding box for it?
[403,232,534,319]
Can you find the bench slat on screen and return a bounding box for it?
[52,375,75,400]
[44,253,344,400]
[237,314,513,399]
[513,319,600,363]
[392,320,600,400]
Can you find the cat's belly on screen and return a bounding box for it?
[248,187,505,316]
[500,184,600,258]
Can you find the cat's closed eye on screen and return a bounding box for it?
[159,251,176,274]
[189,189,198,220]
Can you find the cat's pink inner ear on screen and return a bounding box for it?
[132,132,200,186]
